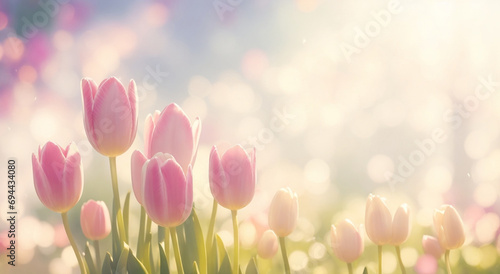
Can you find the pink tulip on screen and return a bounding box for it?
[257,230,279,259]
[331,219,364,263]
[32,142,83,213]
[433,205,465,250]
[144,104,201,172]
[365,194,392,245]
[80,200,111,240]
[209,145,256,210]
[81,77,138,157]
[391,204,411,245]
[422,235,444,259]
[131,150,148,205]
[268,187,299,237]
[142,153,193,227]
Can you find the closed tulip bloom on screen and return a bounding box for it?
[391,204,411,245]
[209,145,256,210]
[331,219,364,263]
[268,187,299,237]
[257,230,279,259]
[32,142,83,213]
[142,153,193,228]
[365,194,392,245]
[81,77,138,157]
[433,205,465,250]
[80,200,111,240]
[422,235,444,259]
[145,104,201,172]
[131,150,148,205]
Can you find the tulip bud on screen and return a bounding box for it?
[80,200,111,241]
[268,188,299,237]
[257,230,279,259]
[81,77,138,157]
[142,153,193,227]
[32,142,83,213]
[391,204,411,245]
[422,235,444,259]
[145,104,201,172]
[365,194,392,245]
[433,205,465,250]
[209,145,256,210]
[330,219,364,263]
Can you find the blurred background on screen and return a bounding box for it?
[1,0,500,273]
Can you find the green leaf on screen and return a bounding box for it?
[150,233,157,273]
[123,191,131,243]
[84,242,97,274]
[215,234,228,267]
[193,261,201,274]
[245,257,258,274]
[192,209,207,274]
[176,224,190,273]
[111,207,120,267]
[116,243,130,273]
[218,253,232,274]
[207,237,218,274]
[102,252,113,274]
[363,267,368,274]
[127,250,148,274]
[159,243,170,274]
[179,215,195,273]
[144,232,153,273]
[158,226,166,243]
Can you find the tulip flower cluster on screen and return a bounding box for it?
[32,76,469,274]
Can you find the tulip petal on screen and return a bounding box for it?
[40,141,66,186]
[392,204,411,245]
[32,153,55,210]
[269,188,298,237]
[81,78,98,143]
[190,117,202,167]
[143,158,167,226]
[127,79,138,144]
[150,103,194,172]
[422,235,444,259]
[365,194,392,245]
[442,206,465,249]
[209,146,228,203]
[144,110,161,158]
[61,149,83,211]
[218,145,254,210]
[131,150,148,205]
[331,220,364,263]
[91,77,134,156]
[160,159,190,227]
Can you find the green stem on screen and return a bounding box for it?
[378,245,382,274]
[445,250,452,274]
[279,237,291,274]
[206,200,218,252]
[137,206,146,260]
[109,157,127,247]
[231,210,239,274]
[164,227,170,259]
[395,246,406,274]
[143,216,153,272]
[94,240,101,273]
[347,262,353,274]
[62,212,87,274]
[170,227,184,274]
